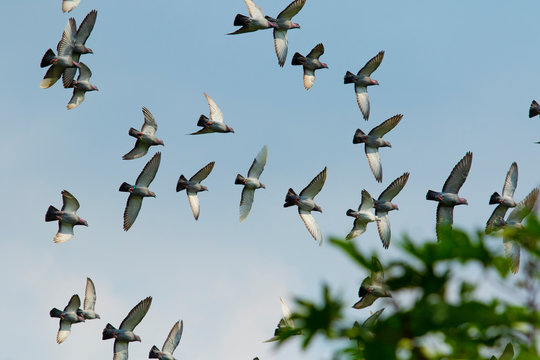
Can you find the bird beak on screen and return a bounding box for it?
[261,183,266,189]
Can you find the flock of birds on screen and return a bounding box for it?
[42,0,540,359]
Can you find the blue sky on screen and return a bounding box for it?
[0,1,539,359]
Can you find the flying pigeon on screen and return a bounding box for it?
[353,257,391,309]
[189,93,234,135]
[45,190,88,243]
[66,62,98,109]
[235,145,268,222]
[529,100,540,118]
[149,320,184,360]
[373,172,410,248]
[81,277,100,320]
[227,0,276,35]
[119,152,161,231]
[122,107,164,160]
[345,189,381,241]
[62,10,97,88]
[353,114,402,183]
[486,162,518,234]
[102,296,152,360]
[40,26,80,89]
[426,152,473,240]
[283,166,327,245]
[62,0,80,13]
[344,50,385,120]
[269,0,307,67]
[50,294,85,343]
[291,43,328,90]
[264,298,299,342]
[176,162,215,220]
[491,188,539,274]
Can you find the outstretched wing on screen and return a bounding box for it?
[239,187,255,222]
[141,106,157,136]
[358,50,385,76]
[61,190,80,212]
[119,296,152,331]
[84,277,97,311]
[204,93,224,123]
[187,192,201,220]
[501,162,518,198]
[379,172,409,201]
[298,209,322,245]
[354,85,370,120]
[190,161,215,183]
[123,195,142,231]
[162,320,183,354]
[507,188,539,223]
[277,0,306,20]
[135,152,161,187]
[369,114,402,138]
[442,151,473,194]
[273,29,288,67]
[247,145,268,179]
[299,167,327,199]
[306,43,324,59]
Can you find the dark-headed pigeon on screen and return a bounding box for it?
[374,172,409,248]
[176,162,215,220]
[353,114,402,183]
[486,162,518,234]
[50,294,85,343]
[66,62,98,109]
[119,152,161,231]
[345,189,380,240]
[81,277,100,320]
[291,43,328,90]
[102,296,152,360]
[353,257,391,309]
[45,190,88,243]
[40,23,80,88]
[529,100,540,118]
[235,145,268,222]
[190,93,234,135]
[122,107,164,160]
[269,0,306,67]
[426,152,472,240]
[344,50,384,120]
[149,320,183,360]
[227,0,276,35]
[264,298,299,342]
[283,166,327,245]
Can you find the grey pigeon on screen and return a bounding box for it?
[486,162,518,234]
[269,0,306,67]
[345,189,380,241]
[119,152,161,231]
[149,320,184,360]
[283,166,327,245]
[176,162,215,220]
[353,257,391,309]
[40,22,80,89]
[291,43,328,90]
[190,93,234,135]
[81,277,100,320]
[344,50,384,120]
[62,0,80,13]
[235,145,268,222]
[491,188,539,274]
[264,298,299,342]
[50,294,85,344]
[227,0,276,35]
[102,296,152,360]
[123,107,164,160]
[353,114,402,183]
[66,62,98,109]
[426,152,472,240]
[529,100,540,118]
[62,10,97,88]
[45,190,88,243]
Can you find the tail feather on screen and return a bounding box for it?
[102,323,117,340]
[426,190,439,201]
[128,128,140,138]
[45,205,59,222]
[50,308,63,318]
[176,175,188,192]
[197,115,209,127]
[291,52,305,66]
[149,345,161,358]
[346,209,357,217]
[233,14,250,26]
[119,182,133,192]
[283,188,298,207]
[352,129,366,144]
[344,71,355,84]
[529,100,540,118]
[489,192,501,205]
[41,48,56,68]
[235,174,245,185]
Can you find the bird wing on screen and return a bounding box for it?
[190,161,215,183]
[57,320,72,344]
[303,68,315,90]
[352,293,377,309]
[67,89,86,110]
[141,106,157,136]
[239,187,255,222]
[369,114,402,138]
[54,222,74,243]
[123,194,142,231]
[359,189,375,212]
[62,63,78,88]
[357,50,385,76]
[187,192,201,220]
[189,127,215,135]
[62,0,81,13]
[378,172,409,201]
[204,93,224,123]
[354,85,370,120]
[122,140,150,160]
[61,190,80,212]
[442,152,473,193]
[298,208,322,245]
[277,0,306,20]
[503,238,520,274]
[279,298,294,327]
[119,296,152,331]
[371,257,385,284]
[41,65,64,89]
[365,146,382,183]
[64,294,81,312]
[163,320,183,354]
[501,162,518,198]
[273,29,289,67]
[135,152,161,186]
[57,22,74,56]
[346,220,367,240]
[306,43,324,59]
[376,211,391,249]
[244,0,265,19]
[299,166,327,199]
[247,145,268,178]
[75,9,97,45]
[77,62,92,82]
[507,188,539,223]
[113,341,129,360]
[485,205,508,234]
[84,277,97,311]
[436,204,454,240]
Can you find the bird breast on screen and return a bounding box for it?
[366,136,388,148]
[355,75,374,87]
[374,201,395,212]
[298,197,318,211]
[131,186,153,197]
[61,212,80,225]
[115,330,139,342]
[245,178,262,189]
[440,193,463,206]
[501,197,517,208]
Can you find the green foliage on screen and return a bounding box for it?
[273,217,540,359]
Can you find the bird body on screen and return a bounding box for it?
[177,162,215,220]
[269,0,306,67]
[346,189,380,240]
[66,62,97,109]
[149,320,183,360]
[123,107,164,160]
[50,294,85,343]
[81,277,100,320]
[236,146,268,222]
[291,43,328,90]
[190,93,234,135]
[227,0,276,34]
[353,257,391,309]
[486,162,518,233]
[45,190,87,243]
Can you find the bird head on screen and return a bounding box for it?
[346,209,359,218]
[292,22,301,29]
[313,204,322,213]
[392,204,399,210]
[78,217,88,226]
[459,198,468,205]
[92,85,99,91]
[201,185,208,192]
[73,61,81,68]
[85,47,94,54]
[384,140,392,148]
[150,191,157,198]
[260,182,266,189]
[135,335,141,342]
[321,63,329,69]
[371,79,379,85]
[227,126,235,133]
[158,139,165,146]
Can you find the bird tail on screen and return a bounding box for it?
[176,175,189,192]
[119,182,133,192]
[235,174,245,185]
[149,345,160,358]
[283,188,297,207]
[102,323,117,340]
[233,14,250,26]
[291,52,305,66]
[344,71,355,84]
[197,115,210,127]
[49,308,63,318]
[426,190,439,201]
[41,48,56,68]
[265,15,278,23]
[352,129,366,144]
[530,100,539,118]
[346,209,357,217]
[128,127,140,138]
[45,206,59,222]
[489,192,501,204]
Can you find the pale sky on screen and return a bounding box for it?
[0,1,539,359]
